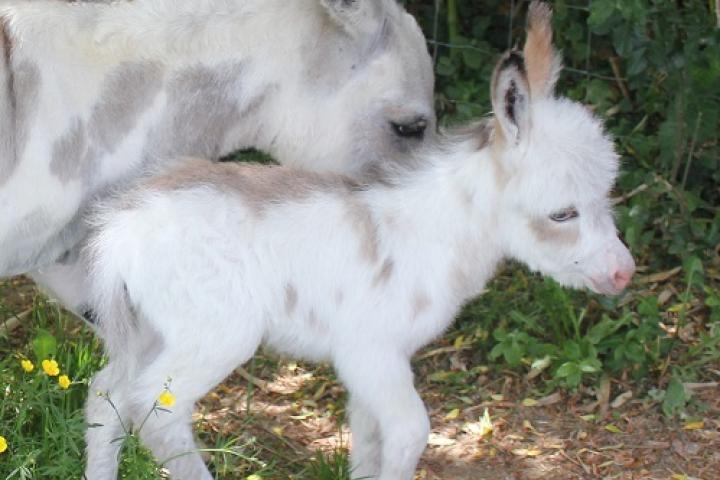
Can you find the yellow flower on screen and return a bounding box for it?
[0,435,7,454]
[58,375,71,390]
[158,390,176,408]
[21,359,34,373]
[41,359,60,377]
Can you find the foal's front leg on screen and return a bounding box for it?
[348,396,382,478]
[338,349,430,480]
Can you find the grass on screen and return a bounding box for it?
[0,297,355,480]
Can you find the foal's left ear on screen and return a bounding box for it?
[524,1,562,99]
[320,0,383,38]
[491,52,531,145]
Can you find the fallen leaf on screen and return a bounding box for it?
[522,398,538,407]
[512,447,542,457]
[427,433,456,447]
[536,391,562,406]
[478,408,494,438]
[683,420,704,431]
[610,391,633,408]
[445,408,460,420]
[604,424,622,434]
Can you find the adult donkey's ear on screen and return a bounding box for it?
[491,51,531,146]
[320,0,384,38]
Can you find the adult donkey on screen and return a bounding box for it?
[0,0,435,315]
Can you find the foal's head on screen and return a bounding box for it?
[489,2,635,295]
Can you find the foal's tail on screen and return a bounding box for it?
[85,208,141,367]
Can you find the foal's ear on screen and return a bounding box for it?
[320,0,383,38]
[491,52,531,145]
[524,1,562,99]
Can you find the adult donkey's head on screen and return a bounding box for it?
[268,0,436,176]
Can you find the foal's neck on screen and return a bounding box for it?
[363,140,505,301]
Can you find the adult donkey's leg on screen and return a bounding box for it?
[29,249,95,323]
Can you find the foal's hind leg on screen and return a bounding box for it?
[126,321,263,480]
[84,362,132,480]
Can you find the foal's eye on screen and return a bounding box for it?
[549,208,579,223]
[391,118,428,139]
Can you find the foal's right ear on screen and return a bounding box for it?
[491,52,531,146]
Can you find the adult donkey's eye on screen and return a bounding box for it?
[391,118,427,139]
[549,208,579,222]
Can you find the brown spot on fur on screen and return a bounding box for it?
[146,158,352,215]
[411,291,431,320]
[307,309,318,328]
[284,283,298,316]
[372,257,395,287]
[529,217,579,245]
[345,198,380,264]
[524,1,562,99]
[443,119,493,152]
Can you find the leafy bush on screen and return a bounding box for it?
[406,0,720,399]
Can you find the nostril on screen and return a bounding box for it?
[613,269,632,290]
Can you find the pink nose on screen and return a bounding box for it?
[612,267,634,291]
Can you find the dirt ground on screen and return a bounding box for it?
[197,363,720,480]
[3,277,719,480]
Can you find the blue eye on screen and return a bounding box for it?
[549,208,579,222]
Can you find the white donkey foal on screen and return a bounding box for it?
[0,0,434,315]
[84,3,635,479]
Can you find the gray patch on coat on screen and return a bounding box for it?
[0,20,14,186]
[48,61,163,185]
[372,257,394,287]
[50,118,87,183]
[148,63,245,160]
[0,60,41,187]
[284,283,298,316]
[88,61,164,154]
[145,159,356,215]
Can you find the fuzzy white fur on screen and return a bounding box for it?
[83,5,635,479]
